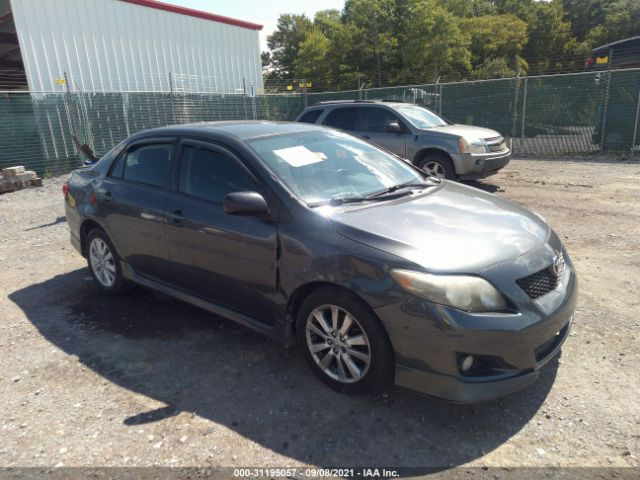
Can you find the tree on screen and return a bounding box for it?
[561,0,608,42]
[461,14,528,73]
[586,0,640,46]
[343,0,399,86]
[293,27,331,88]
[313,10,360,89]
[266,14,313,78]
[401,0,471,82]
[470,57,517,79]
[440,0,497,17]
[523,0,578,74]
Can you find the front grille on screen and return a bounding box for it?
[516,263,563,299]
[483,136,506,152]
[488,142,506,152]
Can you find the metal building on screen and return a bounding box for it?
[1,0,263,92]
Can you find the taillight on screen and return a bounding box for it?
[62,182,69,196]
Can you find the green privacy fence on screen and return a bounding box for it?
[0,91,304,176]
[1,68,638,176]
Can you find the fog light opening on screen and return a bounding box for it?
[461,355,475,372]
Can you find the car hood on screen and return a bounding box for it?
[421,124,502,140]
[329,181,549,273]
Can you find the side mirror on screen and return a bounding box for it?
[223,191,269,216]
[385,121,404,134]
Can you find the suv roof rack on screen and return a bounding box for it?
[314,99,377,105]
[313,99,406,106]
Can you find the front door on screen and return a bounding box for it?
[355,107,407,157]
[164,140,278,323]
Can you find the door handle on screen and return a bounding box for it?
[167,209,186,223]
[361,135,371,139]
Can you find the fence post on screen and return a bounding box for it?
[242,77,248,119]
[62,71,79,158]
[511,74,521,146]
[599,47,614,151]
[633,71,640,150]
[168,72,175,123]
[302,78,308,108]
[520,77,528,139]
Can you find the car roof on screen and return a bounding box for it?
[129,121,326,142]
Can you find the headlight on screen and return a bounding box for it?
[390,269,507,312]
[459,138,487,154]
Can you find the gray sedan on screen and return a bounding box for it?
[64,121,575,402]
[296,100,511,180]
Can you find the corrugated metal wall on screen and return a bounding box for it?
[10,0,263,93]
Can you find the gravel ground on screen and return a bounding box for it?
[0,158,639,471]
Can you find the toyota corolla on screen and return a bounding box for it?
[64,121,577,402]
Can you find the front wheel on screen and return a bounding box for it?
[297,288,394,394]
[416,153,455,180]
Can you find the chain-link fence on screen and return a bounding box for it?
[1,68,639,177]
[306,68,640,157]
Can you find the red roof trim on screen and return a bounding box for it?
[120,0,263,30]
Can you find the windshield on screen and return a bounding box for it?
[247,129,425,205]
[394,105,448,129]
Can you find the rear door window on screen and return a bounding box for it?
[323,107,358,131]
[298,109,323,124]
[120,144,173,188]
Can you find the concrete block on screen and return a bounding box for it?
[1,166,26,176]
[30,177,43,187]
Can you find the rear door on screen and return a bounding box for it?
[164,139,278,323]
[98,138,175,280]
[322,107,359,133]
[354,107,407,157]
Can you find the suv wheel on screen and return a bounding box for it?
[417,153,455,180]
[297,287,394,394]
[86,229,129,295]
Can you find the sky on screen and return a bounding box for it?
[165,0,346,52]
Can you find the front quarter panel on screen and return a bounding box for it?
[276,209,407,312]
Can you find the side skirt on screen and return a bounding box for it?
[120,261,278,341]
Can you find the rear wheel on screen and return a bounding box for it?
[86,229,129,295]
[416,152,455,180]
[297,287,394,394]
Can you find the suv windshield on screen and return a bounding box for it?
[393,105,448,129]
[247,129,426,205]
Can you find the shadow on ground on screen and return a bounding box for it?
[9,269,558,471]
[461,180,500,193]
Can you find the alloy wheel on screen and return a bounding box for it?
[305,304,371,383]
[423,161,446,178]
[89,237,116,288]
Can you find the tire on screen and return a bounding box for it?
[296,287,394,394]
[86,228,130,295]
[416,152,456,180]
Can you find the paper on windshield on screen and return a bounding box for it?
[274,145,326,167]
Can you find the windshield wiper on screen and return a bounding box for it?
[308,196,371,208]
[368,180,438,198]
[308,179,439,208]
